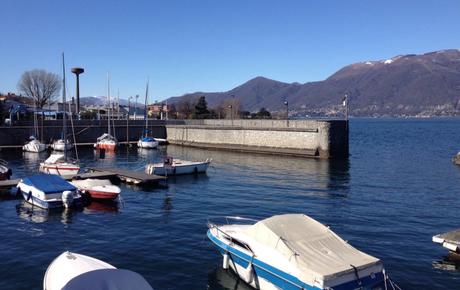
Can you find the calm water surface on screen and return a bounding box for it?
[1,118,460,289]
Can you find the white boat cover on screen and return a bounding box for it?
[244,214,381,285]
[71,179,113,189]
[44,154,65,164]
[62,269,154,290]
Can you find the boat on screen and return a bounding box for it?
[70,179,121,200]
[39,153,80,176]
[43,251,154,290]
[145,156,211,176]
[23,135,47,153]
[0,159,12,180]
[17,174,82,209]
[51,138,73,151]
[137,80,158,149]
[39,54,81,176]
[138,135,158,149]
[94,133,117,151]
[453,152,460,165]
[207,214,396,290]
[95,74,117,151]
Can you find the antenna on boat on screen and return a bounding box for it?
[143,78,149,137]
[107,73,111,136]
[62,52,67,162]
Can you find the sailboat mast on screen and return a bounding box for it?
[62,53,67,161]
[144,79,149,135]
[107,73,111,136]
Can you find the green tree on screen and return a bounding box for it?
[193,96,210,119]
[254,107,271,119]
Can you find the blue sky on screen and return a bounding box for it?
[1,0,459,101]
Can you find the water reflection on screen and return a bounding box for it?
[16,201,76,224]
[165,145,350,198]
[207,268,253,290]
[433,255,460,272]
[84,200,120,213]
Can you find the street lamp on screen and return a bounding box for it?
[228,105,233,126]
[127,96,132,146]
[134,94,139,120]
[284,100,289,127]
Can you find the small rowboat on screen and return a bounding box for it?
[70,179,121,200]
[43,251,154,290]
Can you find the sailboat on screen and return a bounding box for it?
[39,53,80,176]
[137,80,158,149]
[51,133,73,151]
[95,74,117,151]
[23,104,46,152]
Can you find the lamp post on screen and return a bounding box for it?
[134,94,139,120]
[71,67,84,117]
[284,100,289,127]
[228,105,233,126]
[127,96,132,146]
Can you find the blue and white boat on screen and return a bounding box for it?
[138,135,158,149]
[17,174,82,209]
[208,214,395,290]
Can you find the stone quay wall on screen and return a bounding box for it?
[166,119,349,159]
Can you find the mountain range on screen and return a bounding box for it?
[166,49,460,117]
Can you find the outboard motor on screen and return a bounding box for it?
[62,190,74,208]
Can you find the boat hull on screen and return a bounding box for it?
[39,164,80,176]
[51,143,73,151]
[20,190,81,209]
[137,140,158,149]
[95,143,117,151]
[86,185,120,200]
[153,162,210,175]
[208,230,385,290]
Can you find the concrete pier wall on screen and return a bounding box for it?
[0,120,166,146]
[166,119,348,159]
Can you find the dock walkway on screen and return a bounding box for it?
[90,167,164,185]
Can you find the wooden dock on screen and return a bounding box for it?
[433,229,460,260]
[90,167,165,185]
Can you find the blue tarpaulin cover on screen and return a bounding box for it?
[21,174,76,194]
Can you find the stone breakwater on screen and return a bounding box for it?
[166,119,349,159]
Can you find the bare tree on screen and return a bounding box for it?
[176,99,194,119]
[17,69,61,108]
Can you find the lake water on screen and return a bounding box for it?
[1,118,460,290]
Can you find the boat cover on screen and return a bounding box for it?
[21,174,76,194]
[244,214,381,284]
[45,154,65,164]
[62,269,154,290]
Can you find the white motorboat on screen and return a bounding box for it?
[0,159,12,180]
[17,174,81,209]
[145,156,211,176]
[208,214,396,290]
[43,251,154,290]
[71,179,121,200]
[39,153,80,176]
[51,139,73,151]
[23,136,47,153]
